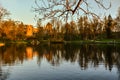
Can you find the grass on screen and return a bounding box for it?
[63,39,120,44]
[5,40,28,44]
[1,38,120,45]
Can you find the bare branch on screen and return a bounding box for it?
[0,6,10,20]
[72,0,83,14]
[94,0,111,10]
[33,0,111,21]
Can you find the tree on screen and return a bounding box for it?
[33,0,111,21]
[0,6,10,41]
[35,19,45,40]
[78,16,84,39]
[118,7,120,20]
[0,6,10,20]
[91,17,99,40]
[1,19,17,40]
[116,7,120,32]
[64,23,71,40]
[16,22,26,40]
[106,15,112,38]
[51,18,63,40]
[44,22,53,40]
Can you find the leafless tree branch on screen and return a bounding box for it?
[33,0,111,21]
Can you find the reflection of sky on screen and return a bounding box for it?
[0,0,120,26]
[3,58,118,80]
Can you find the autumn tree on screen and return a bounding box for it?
[0,20,17,40]
[117,7,120,20]
[8,20,16,40]
[44,22,53,40]
[16,22,26,40]
[83,16,90,40]
[78,16,90,40]
[0,20,27,41]
[64,23,71,40]
[90,17,99,40]
[35,19,45,40]
[116,7,120,32]
[70,21,78,40]
[78,16,84,39]
[0,6,10,41]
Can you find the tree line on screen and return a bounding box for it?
[35,14,120,41]
[0,19,28,41]
[0,5,120,42]
[0,14,120,42]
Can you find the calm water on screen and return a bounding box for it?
[0,44,120,80]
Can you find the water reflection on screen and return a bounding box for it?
[0,44,120,80]
[0,67,10,80]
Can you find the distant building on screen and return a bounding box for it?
[25,25,39,38]
[26,25,33,37]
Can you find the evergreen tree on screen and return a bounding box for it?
[106,15,112,38]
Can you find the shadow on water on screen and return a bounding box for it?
[0,43,120,80]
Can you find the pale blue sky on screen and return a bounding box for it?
[0,0,120,26]
[0,0,35,25]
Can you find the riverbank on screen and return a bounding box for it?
[37,39,120,45]
[1,39,120,45]
[64,39,120,44]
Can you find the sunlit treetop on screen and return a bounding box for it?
[33,0,111,21]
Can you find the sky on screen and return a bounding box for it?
[0,0,120,26]
[0,0,36,25]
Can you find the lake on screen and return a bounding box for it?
[0,43,120,80]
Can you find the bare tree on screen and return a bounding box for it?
[118,7,120,19]
[0,6,10,20]
[33,0,111,21]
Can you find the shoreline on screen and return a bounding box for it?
[0,39,120,45]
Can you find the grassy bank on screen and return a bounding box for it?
[0,39,120,46]
[64,39,120,44]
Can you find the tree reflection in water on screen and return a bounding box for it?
[0,67,10,80]
[116,51,120,80]
[0,44,120,79]
[0,46,10,80]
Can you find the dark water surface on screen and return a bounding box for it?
[0,44,120,80]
